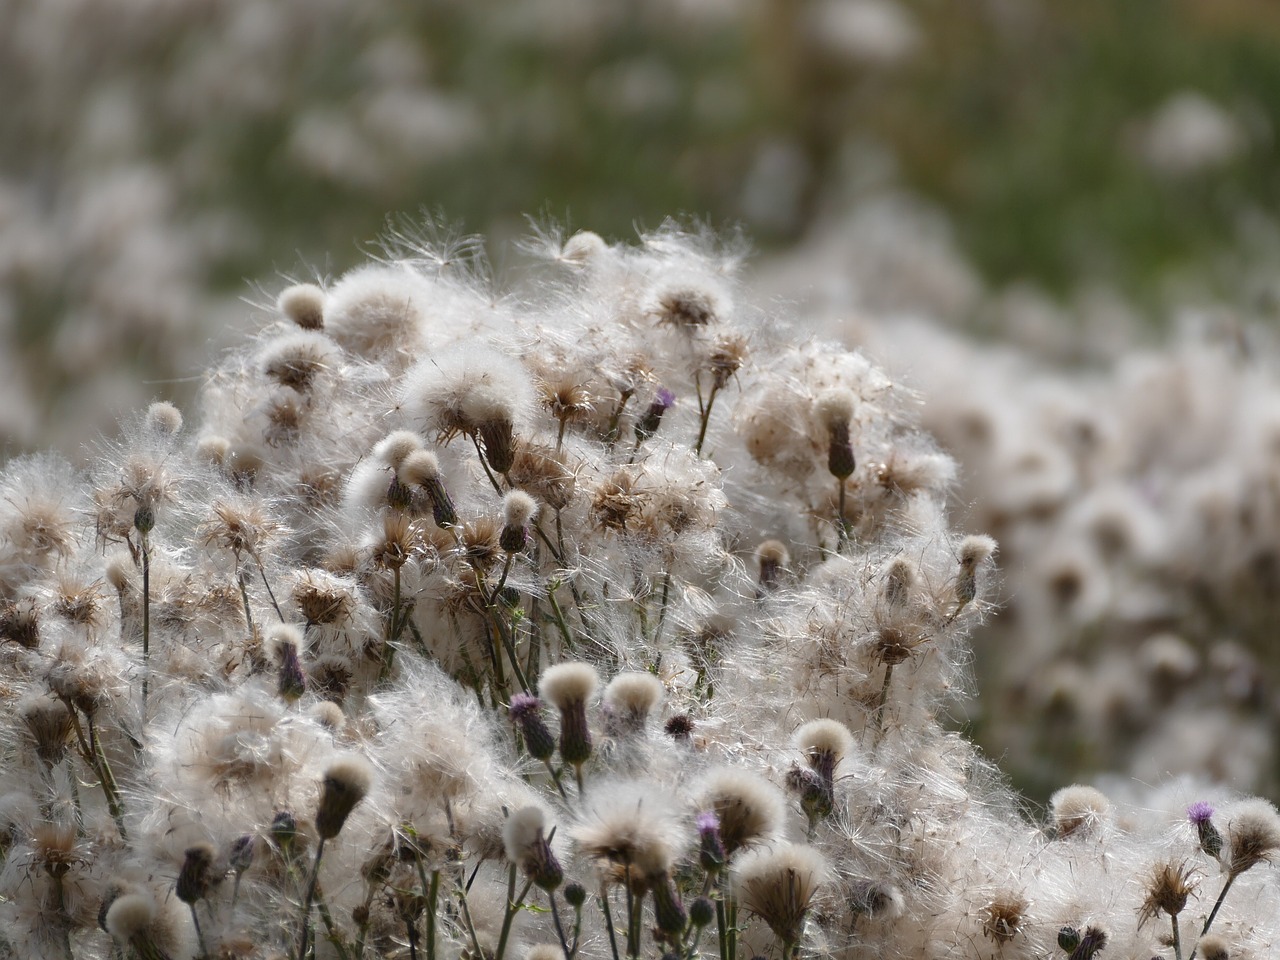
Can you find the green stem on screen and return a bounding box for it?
[601,892,622,960]
[871,662,895,750]
[551,893,573,959]
[189,903,208,959]
[315,892,352,960]
[380,565,402,683]
[455,878,486,960]
[545,585,576,654]
[653,572,672,648]
[425,868,439,960]
[141,532,151,717]
[495,864,534,960]
[694,383,720,457]
[255,553,284,622]
[85,713,128,840]
[296,836,326,960]
[836,479,849,551]
[238,571,256,640]
[543,759,570,801]
[472,434,505,495]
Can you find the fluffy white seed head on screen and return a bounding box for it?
[959,534,998,567]
[316,754,374,840]
[375,430,425,469]
[754,539,790,568]
[1196,934,1229,960]
[538,662,599,710]
[1049,784,1112,838]
[502,490,539,528]
[794,718,854,764]
[105,891,156,942]
[814,389,856,430]
[144,402,183,437]
[278,282,326,330]
[697,768,786,857]
[561,230,607,264]
[311,701,345,731]
[1224,798,1280,876]
[603,672,664,722]
[397,449,442,486]
[259,331,338,392]
[733,843,828,944]
[267,623,305,659]
[503,805,547,863]
[574,781,684,879]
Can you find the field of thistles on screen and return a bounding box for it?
[1,223,1278,960]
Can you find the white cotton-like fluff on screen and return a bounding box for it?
[502,805,548,863]
[258,330,339,393]
[402,342,536,439]
[105,892,155,941]
[794,718,854,762]
[603,671,664,720]
[539,661,600,710]
[277,282,326,330]
[502,489,539,528]
[323,263,435,359]
[8,218,1280,960]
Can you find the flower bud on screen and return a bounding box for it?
[635,387,675,445]
[176,843,218,905]
[509,693,557,762]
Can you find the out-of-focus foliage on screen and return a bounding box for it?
[5,0,1280,453]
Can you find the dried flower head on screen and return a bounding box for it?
[260,331,338,393]
[503,806,563,891]
[602,671,664,735]
[22,692,73,766]
[1223,798,1280,876]
[278,282,326,330]
[1049,784,1112,839]
[574,782,683,882]
[175,843,219,904]
[500,490,539,553]
[1196,934,1230,960]
[538,376,594,424]
[1138,859,1195,926]
[0,597,39,649]
[754,539,789,592]
[706,333,748,389]
[734,843,827,948]
[848,879,905,921]
[653,284,721,328]
[697,768,785,858]
[315,755,374,840]
[982,892,1028,944]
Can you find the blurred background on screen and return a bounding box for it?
[6,0,1280,799]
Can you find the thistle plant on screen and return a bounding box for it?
[0,221,1277,960]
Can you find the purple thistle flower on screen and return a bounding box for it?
[508,692,542,721]
[635,387,676,445]
[1187,801,1215,826]
[696,809,726,872]
[509,693,556,762]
